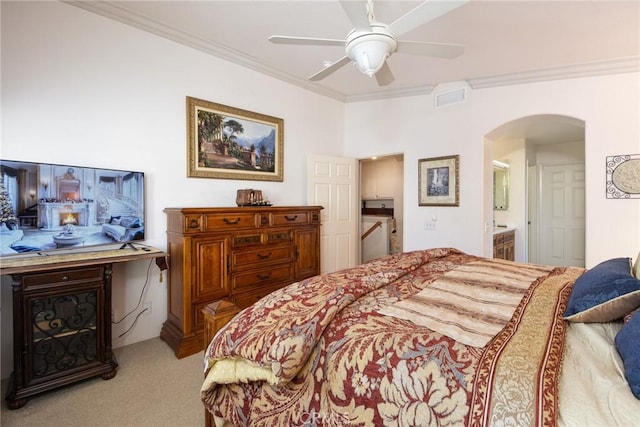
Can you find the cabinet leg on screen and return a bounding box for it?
[5,373,27,410]
[101,370,117,380]
[102,354,119,380]
[6,397,28,410]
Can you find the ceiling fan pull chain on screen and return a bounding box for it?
[366,0,376,24]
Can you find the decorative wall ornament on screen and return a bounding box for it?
[186,96,284,182]
[606,154,640,199]
[418,155,459,206]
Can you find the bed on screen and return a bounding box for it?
[201,248,640,426]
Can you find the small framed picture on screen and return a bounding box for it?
[418,155,460,206]
[606,154,640,199]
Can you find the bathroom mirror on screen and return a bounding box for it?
[493,161,509,210]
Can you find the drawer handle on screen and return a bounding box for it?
[223,217,241,225]
[256,252,272,260]
[188,218,200,229]
[284,215,298,221]
[62,275,69,281]
[256,273,271,281]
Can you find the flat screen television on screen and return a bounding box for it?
[0,159,145,258]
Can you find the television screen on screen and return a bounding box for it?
[0,159,145,258]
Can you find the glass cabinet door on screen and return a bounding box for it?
[28,287,102,383]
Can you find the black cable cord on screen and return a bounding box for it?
[113,258,153,325]
[118,308,148,338]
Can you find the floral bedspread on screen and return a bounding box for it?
[201,248,582,427]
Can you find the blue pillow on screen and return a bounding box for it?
[564,258,640,322]
[615,311,640,399]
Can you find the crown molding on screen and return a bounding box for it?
[467,57,640,90]
[65,1,640,104]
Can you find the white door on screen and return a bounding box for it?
[527,164,538,264]
[307,155,358,274]
[539,163,585,267]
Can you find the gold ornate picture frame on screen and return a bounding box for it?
[418,155,460,206]
[186,96,284,181]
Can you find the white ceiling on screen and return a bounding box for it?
[66,1,638,144]
[69,0,640,103]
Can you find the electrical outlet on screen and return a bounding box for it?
[425,221,437,230]
[142,301,152,316]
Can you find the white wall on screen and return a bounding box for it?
[345,75,640,264]
[1,1,345,378]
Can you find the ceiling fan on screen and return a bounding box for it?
[269,0,469,86]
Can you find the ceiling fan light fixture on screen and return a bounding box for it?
[346,31,396,77]
[352,41,387,77]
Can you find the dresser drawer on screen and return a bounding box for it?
[272,211,309,226]
[183,214,204,232]
[231,233,263,247]
[231,245,293,269]
[231,264,294,293]
[204,213,257,230]
[22,267,104,289]
[265,230,292,244]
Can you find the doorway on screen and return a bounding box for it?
[359,155,404,264]
[486,115,585,267]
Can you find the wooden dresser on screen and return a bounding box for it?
[493,229,515,261]
[160,206,322,358]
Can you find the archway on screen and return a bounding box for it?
[484,114,586,266]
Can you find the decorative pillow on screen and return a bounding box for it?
[110,215,122,225]
[564,257,640,322]
[615,310,640,399]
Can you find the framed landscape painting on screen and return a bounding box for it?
[418,155,460,206]
[186,96,284,181]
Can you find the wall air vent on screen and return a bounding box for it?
[434,87,467,109]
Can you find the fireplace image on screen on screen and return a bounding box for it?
[0,160,145,256]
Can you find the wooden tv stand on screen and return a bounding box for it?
[0,245,167,409]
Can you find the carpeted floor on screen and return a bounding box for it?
[0,338,205,427]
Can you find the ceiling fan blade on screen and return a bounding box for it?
[269,35,345,47]
[388,0,469,38]
[339,0,371,31]
[309,56,352,81]
[396,40,464,58]
[375,62,394,86]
